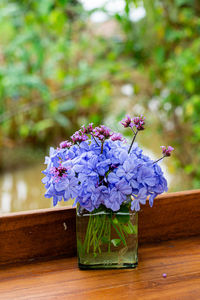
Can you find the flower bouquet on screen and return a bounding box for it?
[42,115,173,269]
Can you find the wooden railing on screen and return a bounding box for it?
[0,189,200,266]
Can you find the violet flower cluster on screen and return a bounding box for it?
[42,116,174,212]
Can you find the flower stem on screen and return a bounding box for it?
[83,215,92,254]
[101,140,105,154]
[93,216,102,253]
[82,209,132,258]
[153,155,166,164]
[91,134,100,146]
[111,219,127,246]
[130,127,136,134]
[87,217,93,254]
[118,223,126,242]
[96,214,106,246]
[108,218,111,253]
[128,130,138,154]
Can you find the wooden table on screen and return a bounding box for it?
[1,236,200,299]
[1,190,200,299]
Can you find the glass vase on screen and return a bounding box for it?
[76,203,138,270]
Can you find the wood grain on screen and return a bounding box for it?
[0,207,76,266]
[0,236,199,300]
[0,189,200,266]
[139,189,200,244]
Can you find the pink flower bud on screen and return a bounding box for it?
[59,140,72,149]
[161,146,174,156]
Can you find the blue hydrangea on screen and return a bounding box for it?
[42,120,172,212]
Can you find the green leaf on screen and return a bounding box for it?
[54,113,70,128]
[111,239,121,247]
[101,236,110,244]
[111,220,127,246]
[184,164,194,174]
[116,205,130,224]
[114,13,122,22]
[58,99,76,112]
[112,217,119,225]
[175,0,191,7]
[33,119,54,133]
[125,3,130,15]
[155,47,165,64]
[19,124,29,137]
[122,222,137,235]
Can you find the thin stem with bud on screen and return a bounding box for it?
[153,155,166,164]
[128,130,138,154]
[101,140,105,154]
[91,134,100,147]
[130,127,136,134]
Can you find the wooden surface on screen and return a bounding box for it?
[0,236,199,300]
[139,189,200,243]
[0,207,76,266]
[1,189,200,266]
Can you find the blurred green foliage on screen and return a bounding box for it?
[115,0,200,188]
[1,0,200,188]
[0,0,127,150]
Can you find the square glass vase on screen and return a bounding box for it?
[76,204,138,270]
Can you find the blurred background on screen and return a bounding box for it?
[0,0,200,214]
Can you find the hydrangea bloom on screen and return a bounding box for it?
[42,117,173,212]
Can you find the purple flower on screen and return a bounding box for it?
[59,140,72,149]
[74,195,95,212]
[120,115,134,128]
[71,130,88,144]
[149,193,158,207]
[111,133,124,141]
[131,187,147,211]
[152,176,168,194]
[50,164,69,182]
[55,176,79,201]
[98,186,110,204]
[73,155,99,182]
[43,118,170,212]
[89,185,110,209]
[107,171,120,184]
[119,159,137,177]
[161,146,174,157]
[137,165,156,187]
[93,125,112,140]
[133,115,145,131]
[107,179,132,211]
[81,123,94,134]
[96,159,111,176]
